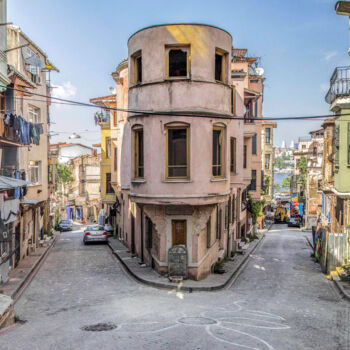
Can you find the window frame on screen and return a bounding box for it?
[252,133,257,155]
[134,128,144,179]
[165,125,190,180]
[243,145,247,169]
[29,160,41,185]
[215,48,227,83]
[106,137,111,159]
[28,105,41,123]
[165,45,191,79]
[132,50,142,84]
[265,153,271,170]
[250,170,257,191]
[212,125,225,178]
[206,216,211,249]
[106,172,113,194]
[265,128,271,144]
[230,137,236,173]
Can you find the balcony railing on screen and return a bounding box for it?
[325,66,350,104]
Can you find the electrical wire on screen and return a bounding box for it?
[0,83,345,122]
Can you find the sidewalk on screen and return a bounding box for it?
[0,233,58,328]
[108,234,265,292]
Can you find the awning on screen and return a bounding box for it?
[0,176,31,191]
[20,199,39,206]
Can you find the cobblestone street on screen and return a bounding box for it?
[0,225,348,350]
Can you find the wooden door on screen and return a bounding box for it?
[172,220,186,246]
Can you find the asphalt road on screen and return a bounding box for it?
[0,224,348,350]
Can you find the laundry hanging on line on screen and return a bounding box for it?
[2,113,43,145]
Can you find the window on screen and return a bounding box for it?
[249,170,257,191]
[29,161,41,184]
[0,94,5,113]
[231,195,235,223]
[206,216,211,248]
[106,173,113,193]
[106,137,111,159]
[265,128,271,144]
[167,46,189,78]
[134,129,144,178]
[252,134,257,155]
[114,147,118,171]
[216,207,222,239]
[230,137,236,173]
[265,154,270,170]
[215,49,227,82]
[213,126,225,177]
[254,100,258,117]
[28,106,40,123]
[243,145,247,169]
[231,85,236,116]
[166,126,189,178]
[133,51,142,84]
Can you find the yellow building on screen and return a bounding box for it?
[90,95,117,225]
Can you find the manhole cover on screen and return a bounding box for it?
[81,323,117,332]
[178,317,217,325]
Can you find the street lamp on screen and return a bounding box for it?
[69,132,81,139]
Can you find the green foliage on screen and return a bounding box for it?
[54,209,60,230]
[249,233,259,242]
[57,163,74,185]
[274,183,281,191]
[262,175,270,195]
[247,194,266,224]
[281,176,291,189]
[297,155,307,187]
[274,157,289,169]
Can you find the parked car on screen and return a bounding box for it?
[83,225,108,244]
[104,224,114,236]
[58,220,73,232]
[288,216,301,228]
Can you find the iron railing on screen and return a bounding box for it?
[325,66,350,104]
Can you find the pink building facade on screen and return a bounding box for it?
[111,24,264,280]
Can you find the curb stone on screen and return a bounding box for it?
[11,234,58,301]
[108,234,265,292]
[333,276,350,302]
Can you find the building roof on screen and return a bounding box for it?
[8,25,59,71]
[0,176,31,191]
[128,23,232,43]
[50,142,92,150]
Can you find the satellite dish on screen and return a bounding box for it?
[255,67,264,76]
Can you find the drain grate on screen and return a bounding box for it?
[81,323,117,332]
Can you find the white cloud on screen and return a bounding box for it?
[322,50,338,61]
[51,81,77,99]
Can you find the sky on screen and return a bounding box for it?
[7,0,350,148]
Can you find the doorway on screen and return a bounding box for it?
[131,214,135,254]
[172,220,187,246]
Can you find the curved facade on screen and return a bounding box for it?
[113,24,262,280]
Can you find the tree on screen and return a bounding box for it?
[57,163,74,185]
[281,176,291,189]
[274,183,281,192]
[247,193,266,225]
[297,155,307,188]
[262,175,270,195]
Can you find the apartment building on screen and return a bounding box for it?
[0,22,57,282]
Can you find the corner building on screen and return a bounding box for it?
[120,24,249,280]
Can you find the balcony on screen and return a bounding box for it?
[325,66,350,104]
[0,115,21,146]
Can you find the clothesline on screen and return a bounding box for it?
[3,113,44,145]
